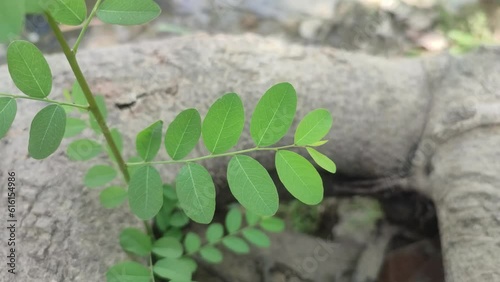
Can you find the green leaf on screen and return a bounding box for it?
[67,139,102,161]
[84,165,117,188]
[202,93,244,154]
[222,236,250,254]
[275,150,323,205]
[154,257,194,281]
[127,156,144,176]
[175,163,215,224]
[242,228,270,248]
[245,211,260,226]
[71,81,89,111]
[129,165,163,219]
[184,232,201,254]
[309,140,328,147]
[106,261,150,282]
[165,108,201,160]
[97,0,161,26]
[7,41,52,98]
[25,0,44,14]
[260,217,285,233]
[227,155,278,216]
[89,95,108,133]
[153,237,183,258]
[99,186,127,209]
[163,184,178,200]
[225,208,242,234]
[0,2,24,43]
[199,246,223,264]
[48,0,87,26]
[28,104,66,159]
[63,117,86,138]
[164,228,183,241]
[250,82,297,146]
[136,120,163,161]
[0,98,17,139]
[306,147,337,174]
[169,210,190,227]
[119,228,152,256]
[206,223,223,243]
[294,109,332,146]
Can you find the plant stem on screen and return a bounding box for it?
[47,12,157,281]
[0,93,89,110]
[46,12,130,183]
[73,0,103,54]
[127,144,300,166]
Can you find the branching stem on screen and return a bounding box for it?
[127,144,302,166]
[0,93,89,110]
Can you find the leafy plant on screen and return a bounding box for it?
[0,1,337,281]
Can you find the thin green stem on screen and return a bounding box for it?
[73,0,103,54]
[0,93,89,110]
[46,12,130,183]
[47,12,157,281]
[127,144,299,166]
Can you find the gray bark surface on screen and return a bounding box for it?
[0,33,499,281]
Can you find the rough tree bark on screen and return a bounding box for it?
[0,34,498,281]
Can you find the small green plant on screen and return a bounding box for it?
[0,1,336,281]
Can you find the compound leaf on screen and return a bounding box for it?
[275,150,323,205]
[202,93,244,154]
[0,2,24,43]
[242,228,270,248]
[165,108,201,160]
[0,98,17,139]
[245,211,260,226]
[67,139,102,161]
[136,120,162,161]
[175,163,215,224]
[225,208,242,234]
[129,165,163,219]
[7,41,52,98]
[97,0,161,26]
[28,104,66,159]
[184,232,201,254]
[99,186,127,209]
[206,223,223,244]
[154,257,194,281]
[169,210,190,228]
[153,237,183,258]
[250,82,296,146]
[306,147,337,174]
[119,228,152,256]
[63,117,86,138]
[227,155,278,216]
[294,109,332,146]
[222,236,250,254]
[260,217,285,233]
[106,261,150,282]
[84,165,116,188]
[199,246,223,264]
[48,0,87,26]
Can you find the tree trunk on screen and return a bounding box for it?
[0,34,498,281]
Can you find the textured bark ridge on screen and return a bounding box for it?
[0,34,499,281]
